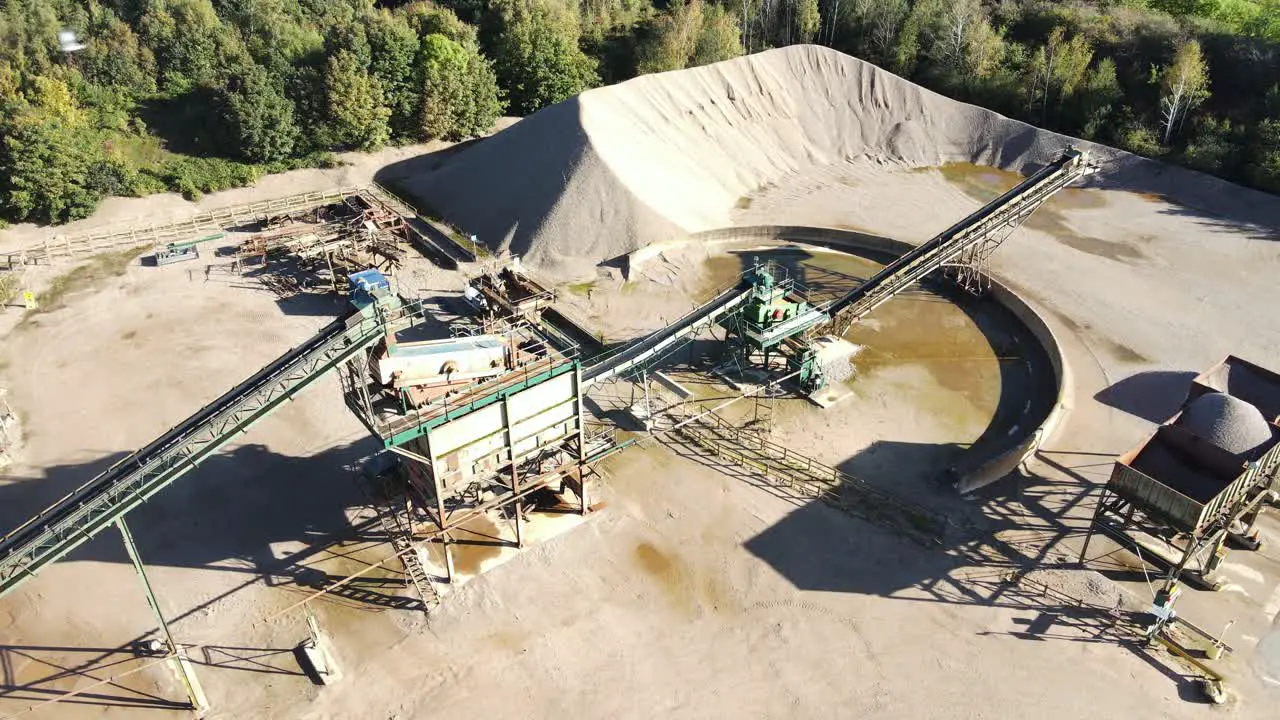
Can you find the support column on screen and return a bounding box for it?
[1201,531,1229,578]
[503,396,522,549]
[423,433,453,585]
[1077,488,1108,565]
[356,350,374,421]
[117,518,207,714]
[574,364,588,515]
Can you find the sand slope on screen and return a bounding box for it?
[391,45,1279,272]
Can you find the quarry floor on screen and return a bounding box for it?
[0,157,1278,719]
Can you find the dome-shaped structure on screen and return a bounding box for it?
[1176,392,1273,457]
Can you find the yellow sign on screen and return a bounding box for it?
[21,291,36,309]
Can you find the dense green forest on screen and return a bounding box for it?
[1,0,1278,226]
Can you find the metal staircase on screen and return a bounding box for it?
[826,149,1096,334]
[368,485,439,615]
[0,300,427,597]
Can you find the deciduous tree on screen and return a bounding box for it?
[490,0,599,114]
[795,0,821,44]
[419,34,503,140]
[1156,38,1210,144]
[324,49,391,150]
[219,64,299,163]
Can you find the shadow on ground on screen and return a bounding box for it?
[0,437,419,611]
[0,437,425,711]
[1093,370,1198,424]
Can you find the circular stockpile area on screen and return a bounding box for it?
[1176,392,1274,458]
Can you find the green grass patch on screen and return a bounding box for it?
[0,271,19,307]
[735,195,752,210]
[110,132,172,170]
[31,245,149,315]
[564,280,597,296]
[450,229,489,257]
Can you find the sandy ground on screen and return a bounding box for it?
[2,191,1277,717]
[727,159,1280,705]
[0,45,1278,720]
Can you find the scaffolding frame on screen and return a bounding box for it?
[384,363,593,583]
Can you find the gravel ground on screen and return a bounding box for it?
[1,46,1278,719]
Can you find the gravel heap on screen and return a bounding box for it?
[1176,391,1274,458]
[1213,364,1280,421]
[397,45,1280,275]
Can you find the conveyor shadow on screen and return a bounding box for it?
[0,438,418,606]
[0,643,191,711]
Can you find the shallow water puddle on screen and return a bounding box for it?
[932,162,1140,264]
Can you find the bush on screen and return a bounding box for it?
[1120,123,1166,158]
[1182,117,1239,175]
[162,156,261,200]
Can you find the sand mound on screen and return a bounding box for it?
[386,45,1280,274]
[1176,392,1274,457]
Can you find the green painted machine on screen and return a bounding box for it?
[721,262,828,348]
[718,262,834,395]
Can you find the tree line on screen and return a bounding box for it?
[1,0,1278,226]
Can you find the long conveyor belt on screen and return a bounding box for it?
[582,285,750,386]
[826,149,1096,328]
[0,300,426,597]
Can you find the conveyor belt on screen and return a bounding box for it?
[0,300,426,597]
[582,285,750,386]
[826,149,1096,328]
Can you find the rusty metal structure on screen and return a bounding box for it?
[339,268,619,586]
[1080,355,1280,590]
[233,194,411,294]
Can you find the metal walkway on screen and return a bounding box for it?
[669,409,958,546]
[582,285,750,386]
[826,149,1096,332]
[0,301,426,597]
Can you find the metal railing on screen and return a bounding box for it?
[672,409,954,546]
[582,284,750,385]
[2,183,477,270]
[377,356,579,448]
[5,187,372,266]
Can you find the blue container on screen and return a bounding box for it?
[349,269,391,309]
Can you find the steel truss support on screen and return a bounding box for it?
[826,149,1096,335]
[117,518,207,714]
[383,368,594,583]
[1080,481,1273,594]
[941,218,1025,296]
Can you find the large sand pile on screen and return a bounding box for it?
[388,45,1280,274]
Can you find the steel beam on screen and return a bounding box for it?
[118,518,207,713]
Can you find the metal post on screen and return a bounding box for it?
[356,351,374,421]
[1201,530,1229,578]
[325,250,338,295]
[575,364,589,514]
[1077,488,1108,565]
[117,518,207,713]
[503,396,522,549]
[422,433,453,584]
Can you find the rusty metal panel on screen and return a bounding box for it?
[1196,469,1254,532]
[1107,461,1204,533]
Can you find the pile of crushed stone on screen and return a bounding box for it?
[1176,392,1274,458]
[389,45,1280,275]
